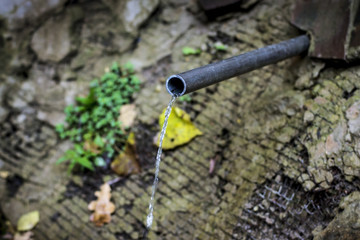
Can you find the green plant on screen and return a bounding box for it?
[182,46,201,56]
[55,62,140,173]
[214,42,228,51]
[178,94,192,102]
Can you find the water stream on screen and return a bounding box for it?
[146,96,177,230]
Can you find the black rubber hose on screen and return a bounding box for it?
[166,35,310,96]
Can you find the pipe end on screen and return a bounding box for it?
[166,75,186,96]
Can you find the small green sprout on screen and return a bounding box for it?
[182,46,201,56]
[214,42,228,52]
[178,95,192,102]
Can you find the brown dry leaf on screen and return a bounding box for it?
[83,140,101,154]
[14,231,34,240]
[118,104,137,131]
[88,183,115,227]
[111,133,140,176]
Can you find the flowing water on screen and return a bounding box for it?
[146,96,177,230]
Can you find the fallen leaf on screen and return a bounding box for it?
[83,140,101,154]
[83,134,105,154]
[127,132,135,145]
[17,211,39,231]
[0,171,9,179]
[118,104,137,131]
[111,133,140,176]
[14,231,33,240]
[156,107,202,150]
[88,183,115,227]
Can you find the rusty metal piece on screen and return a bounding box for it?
[291,0,360,60]
[350,5,360,48]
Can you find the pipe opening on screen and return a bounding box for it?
[166,75,186,96]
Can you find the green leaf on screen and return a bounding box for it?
[80,112,89,123]
[95,119,107,129]
[106,112,113,120]
[76,88,96,107]
[101,72,117,82]
[56,156,68,165]
[94,134,104,148]
[107,148,115,157]
[59,132,67,139]
[64,105,74,115]
[64,149,76,159]
[124,62,134,73]
[182,46,201,56]
[83,132,92,140]
[67,161,76,174]
[76,157,94,170]
[130,76,141,85]
[94,157,106,167]
[55,123,65,133]
[110,62,119,73]
[90,79,99,88]
[119,77,128,85]
[74,144,84,154]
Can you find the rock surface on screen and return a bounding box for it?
[31,6,83,62]
[346,101,360,136]
[125,7,193,68]
[103,0,160,34]
[0,0,67,30]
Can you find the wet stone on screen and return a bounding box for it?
[6,81,36,110]
[325,121,347,156]
[304,111,314,123]
[346,101,360,136]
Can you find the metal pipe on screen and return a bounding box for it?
[166,34,310,96]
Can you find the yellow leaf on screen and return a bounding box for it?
[111,133,140,176]
[127,132,135,146]
[17,211,39,231]
[156,107,202,150]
